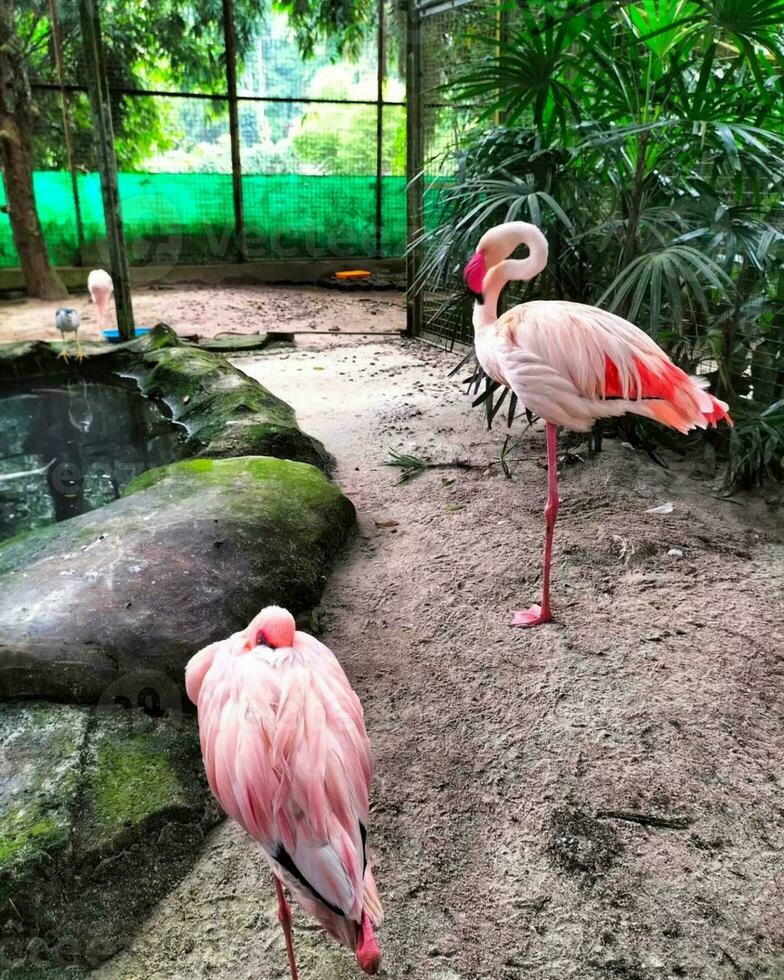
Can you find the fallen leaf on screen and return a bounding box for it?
[646,502,674,514]
[374,520,399,528]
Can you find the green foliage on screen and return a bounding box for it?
[15,0,377,170]
[417,0,784,487]
[292,66,406,175]
[385,449,429,481]
[274,0,375,59]
[725,398,784,486]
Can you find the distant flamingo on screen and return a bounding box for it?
[186,606,383,978]
[87,269,113,332]
[463,221,732,628]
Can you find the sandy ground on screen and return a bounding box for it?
[0,283,405,344]
[94,331,784,980]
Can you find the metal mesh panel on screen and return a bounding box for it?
[418,1,495,348]
[381,104,408,255]
[1,1,405,269]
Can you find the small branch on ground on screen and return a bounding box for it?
[595,809,693,829]
[385,450,485,482]
[385,447,561,483]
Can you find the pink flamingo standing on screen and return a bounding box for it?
[186,606,383,978]
[463,221,733,628]
[87,269,114,332]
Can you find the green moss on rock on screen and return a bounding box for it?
[0,816,61,868]
[0,704,219,972]
[124,453,344,505]
[0,703,86,902]
[90,741,184,836]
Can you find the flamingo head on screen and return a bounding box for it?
[463,250,487,297]
[465,222,549,297]
[248,606,296,649]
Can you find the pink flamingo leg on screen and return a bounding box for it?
[273,876,299,980]
[511,422,559,627]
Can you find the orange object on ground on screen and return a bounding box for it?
[335,270,371,279]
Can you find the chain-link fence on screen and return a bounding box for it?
[1,0,406,270]
[406,0,494,344]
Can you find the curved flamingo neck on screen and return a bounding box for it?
[472,223,548,330]
[472,269,504,328]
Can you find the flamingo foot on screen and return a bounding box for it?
[510,604,552,627]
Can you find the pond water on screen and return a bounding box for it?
[0,377,187,541]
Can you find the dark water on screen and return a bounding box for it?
[0,378,187,541]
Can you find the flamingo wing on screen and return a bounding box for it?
[495,300,730,432]
[188,634,377,934]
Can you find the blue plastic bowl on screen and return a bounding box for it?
[102,328,152,344]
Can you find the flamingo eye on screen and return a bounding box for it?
[255,629,267,647]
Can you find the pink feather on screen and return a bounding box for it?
[186,608,383,975]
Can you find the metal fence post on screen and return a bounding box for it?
[405,0,423,336]
[375,0,385,259]
[77,0,135,339]
[223,0,246,262]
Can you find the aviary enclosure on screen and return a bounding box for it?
[11,0,782,483]
[1,2,784,978]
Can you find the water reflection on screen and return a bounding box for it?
[0,378,186,541]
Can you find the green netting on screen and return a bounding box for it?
[0,171,408,268]
[0,172,82,268]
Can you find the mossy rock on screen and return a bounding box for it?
[0,703,219,974]
[0,456,355,704]
[0,325,330,470]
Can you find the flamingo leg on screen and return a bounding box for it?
[511,421,559,627]
[273,876,299,980]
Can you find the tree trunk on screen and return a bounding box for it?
[0,0,67,300]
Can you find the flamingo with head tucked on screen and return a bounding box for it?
[87,269,113,332]
[186,606,383,978]
[463,221,732,628]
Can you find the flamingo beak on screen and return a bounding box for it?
[463,251,487,296]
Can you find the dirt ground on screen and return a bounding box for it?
[90,319,784,980]
[0,283,404,343]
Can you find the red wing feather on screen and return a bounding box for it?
[604,355,687,401]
